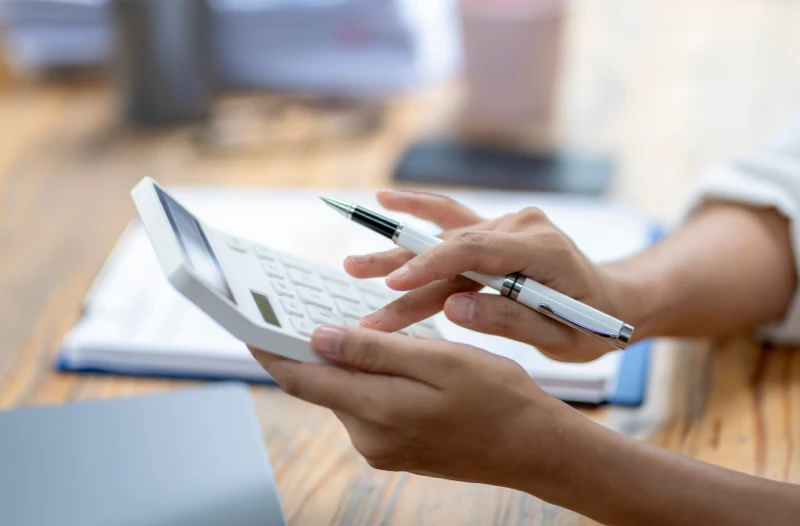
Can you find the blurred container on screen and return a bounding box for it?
[459,0,567,130]
[112,0,215,126]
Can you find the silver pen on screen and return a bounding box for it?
[322,198,634,350]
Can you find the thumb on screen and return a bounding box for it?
[311,326,448,384]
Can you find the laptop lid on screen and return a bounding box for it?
[0,384,286,526]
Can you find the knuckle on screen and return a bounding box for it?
[439,275,472,294]
[348,331,383,371]
[364,449,396,471]
[350,435,394,470]
[520,207,547,222]
[274,369,301,397]
[485,301,520,332]
[453,230,486,248]
[408,251,436,273]
[386,293,413,314]
[432,193,457,208]
[536,228,570,253]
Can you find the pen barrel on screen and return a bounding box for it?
[515,281,631,349]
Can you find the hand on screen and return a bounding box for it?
[249,326,574,488]
[346,189,634,363]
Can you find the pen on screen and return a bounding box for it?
[321,197,634,350]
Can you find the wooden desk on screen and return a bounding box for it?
[1,1,800,524]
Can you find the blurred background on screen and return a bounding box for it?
[1,0,800,521]
[1,0,800,439]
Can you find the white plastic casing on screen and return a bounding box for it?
[132,177,326,364]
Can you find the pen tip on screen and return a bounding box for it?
[319,196,353,218]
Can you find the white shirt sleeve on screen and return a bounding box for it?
[682,110,800,342]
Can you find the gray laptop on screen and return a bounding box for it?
[0,383,287,526]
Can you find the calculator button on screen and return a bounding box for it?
[343,316,362,327]
[291,317,319,337]
[412,325,440,339]
[319,268,351,285]
[280,297,305,317]
[271,280,296,298]
[254,245,275,260]
[296,286,334,310]
[287,268,325,291]
[280,254,313,273]
[306,305,343,325]
[335,298,369,319]
[362,292,388,310]
[228,236,249,252]
[326,281,359,301]
[261,260,286,279]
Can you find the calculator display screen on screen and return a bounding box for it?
[155,186,236,304]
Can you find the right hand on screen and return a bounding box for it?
[344,189,636,363]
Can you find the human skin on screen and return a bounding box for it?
[250,189,800,525]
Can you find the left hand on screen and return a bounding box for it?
[249,327,573,488]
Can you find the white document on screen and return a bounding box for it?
[62,187,653,402]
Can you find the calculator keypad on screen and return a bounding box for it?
[253,243,440,340]
[281,297,305,317]
[296,286,334,310]
[306,305,343,325]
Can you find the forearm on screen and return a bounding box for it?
[515,406,800,525]
[603,203,796,340]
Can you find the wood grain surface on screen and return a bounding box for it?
[1,1,800,524]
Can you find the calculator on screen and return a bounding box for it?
[131,177,440,364]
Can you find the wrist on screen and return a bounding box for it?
[512,401,661,523]
[599,258,668,341]
[503,395,597,500]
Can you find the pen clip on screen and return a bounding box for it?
[537,303,619,342]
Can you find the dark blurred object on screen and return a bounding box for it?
[111,0,214,126]
[193,95,384,153]
[393,139,613,195]
[459,0,566,132]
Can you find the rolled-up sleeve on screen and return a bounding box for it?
[682,111,800,342]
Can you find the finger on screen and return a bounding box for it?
[344,247,413,279]
[344,217,506,280]
[376,189,483,230]
[442,293,602,362]
[385,230,528,290]
[360,276,479,332]
[312,325,460,385]
[249,345,426,416]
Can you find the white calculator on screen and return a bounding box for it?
[131,177,440,363]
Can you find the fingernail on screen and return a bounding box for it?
[387,266,409,281]
[446,294,477,323]
[312,326,346,358]
[360,309,386,327]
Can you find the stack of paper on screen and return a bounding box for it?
[59,187,656,405]
[0,0,460,92]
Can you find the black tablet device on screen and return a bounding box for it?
[393,140,613,195]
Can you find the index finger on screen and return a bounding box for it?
[385,231,529,291]
[377,189,483,230]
